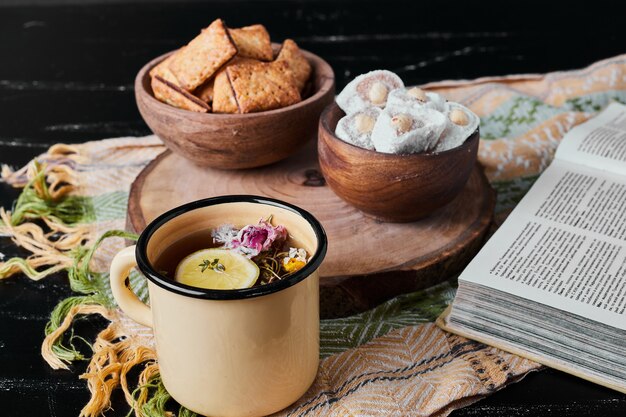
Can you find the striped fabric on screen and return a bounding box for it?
[276,324,536,417]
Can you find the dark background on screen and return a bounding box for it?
[1,1,626,416]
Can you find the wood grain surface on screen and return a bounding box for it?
[126,142,495,317]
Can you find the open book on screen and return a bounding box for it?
[438,102,626,394]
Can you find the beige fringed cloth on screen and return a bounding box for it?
[2,54,626,416]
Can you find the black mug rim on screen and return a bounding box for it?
[135,195,328,300]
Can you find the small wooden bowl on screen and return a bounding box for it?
[135,48,335,169]
[318,103,479,222]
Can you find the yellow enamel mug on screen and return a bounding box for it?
[109,196,327,416]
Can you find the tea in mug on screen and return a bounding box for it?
[152,216,309,290]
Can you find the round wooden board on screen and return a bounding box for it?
[127,143,495,318]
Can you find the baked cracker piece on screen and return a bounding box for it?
[275,39,311,93]
[227,60,301,113]
[169,19,238,91]
[212,69,239,113]
[152,75,210,113]
[194,79,214,103]
[149,50,182,85]
[229,24,273,61]
[212,57,259,113]
[196,57,258,106]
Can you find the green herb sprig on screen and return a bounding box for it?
[199,258,226,273]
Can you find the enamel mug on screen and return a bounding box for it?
[109,196,327,416]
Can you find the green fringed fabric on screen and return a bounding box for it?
[44,230,139,364]
[45,295,106,363]
[7,160,94,227]
[129,374,198,417]
[67,230,139,297]
[0,160,92,281]
[0,257,66,281]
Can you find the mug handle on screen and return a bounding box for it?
[109,245,153,327]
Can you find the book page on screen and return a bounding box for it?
[460,159,626,330]
[555,102,626,176]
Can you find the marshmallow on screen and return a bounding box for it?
[371,107,447,154]
[335,107,381,150]
[336,70,404,114]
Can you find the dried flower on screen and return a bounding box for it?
[211,224,239,246]
[223,217,287,258]
[283,258,306,273]
[282,247,308,273]
[208,217,305,286]
[288,247,307,261]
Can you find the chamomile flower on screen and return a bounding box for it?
[282,247,308,273]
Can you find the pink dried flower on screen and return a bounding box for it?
[224,217,287,258]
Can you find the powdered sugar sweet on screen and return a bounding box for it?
[334,71,478,154]
[336,70,404,113]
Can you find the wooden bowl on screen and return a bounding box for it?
[318,103,479,222]
[135,48,335,169]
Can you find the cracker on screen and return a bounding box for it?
[276,39,311,92]
[211,57,258,113]
[168,19,237,91]
[229,24,273,61]
[226,60,300,113]
[149,49,182,85]
[194,79,214,103]
[212,69,239,113]
[194,57,257,106]
[152,75,210,113]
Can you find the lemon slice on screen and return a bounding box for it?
[175,248,259,290]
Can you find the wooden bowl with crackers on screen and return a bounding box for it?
[318,103,479,222]
[135,19,335,169]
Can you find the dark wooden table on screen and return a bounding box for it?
[1,1,626,416]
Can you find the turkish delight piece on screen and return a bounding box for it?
[336,70,404,114]
[371,107,447,154]
[335,107,381,150]
[433,103,480,152]
[386,87,447,113]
